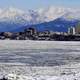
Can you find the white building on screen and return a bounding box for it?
[68,27,76,35]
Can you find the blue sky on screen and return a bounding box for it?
[0,0,80,10]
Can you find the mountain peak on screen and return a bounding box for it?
[0,6,79,25]
[0,6,79,32]
[7,7,24,13]
[0,7,25,19]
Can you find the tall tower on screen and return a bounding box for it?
[68,27,76,35]
[76,23,80,34]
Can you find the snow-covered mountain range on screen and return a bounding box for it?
[0,7,80,22]
[0,7,79,32]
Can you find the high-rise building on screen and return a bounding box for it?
[75,23,80,34]
[68,27,76,35]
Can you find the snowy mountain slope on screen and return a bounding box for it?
[0,7,80,23]
[0,7,79,32]
[37,7,80,22]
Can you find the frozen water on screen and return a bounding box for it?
[0,40,80,80]
[0,40,80,66]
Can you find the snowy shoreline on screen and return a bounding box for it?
[0,62,80,80]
